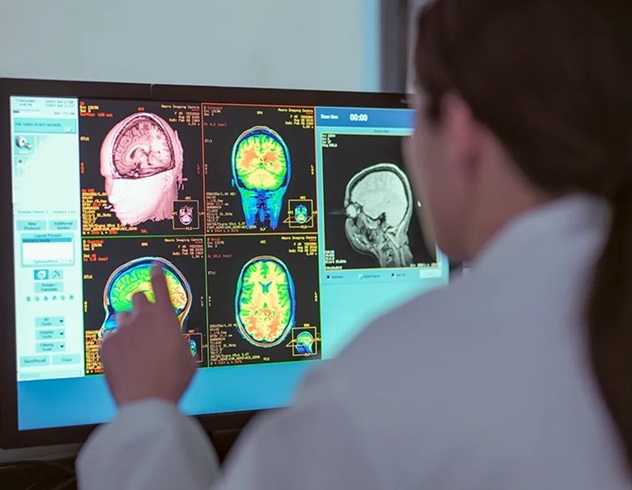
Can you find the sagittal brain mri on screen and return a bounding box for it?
[100,112,185,226]
[235,255,296,348]
[99,256,192,339]
[189,338,198,357]
[231,126,291,230]
[344,163,414,268]
[295,331,315,355]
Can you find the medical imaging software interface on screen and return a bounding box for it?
[10,96,449,431]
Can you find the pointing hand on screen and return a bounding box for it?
[100,263,196,407]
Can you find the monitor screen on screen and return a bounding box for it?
[0,79,449,445]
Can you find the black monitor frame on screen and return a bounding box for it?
[0,77,410,449]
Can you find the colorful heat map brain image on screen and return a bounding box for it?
[231,126,291,230]
[98,257,192,339]
[235,255,296,348]
[294,204,309,224]
[295,331,315,355]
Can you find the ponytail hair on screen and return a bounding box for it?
[588,186,632,467]
[414,0,632,468]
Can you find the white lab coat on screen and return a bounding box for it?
[76,195,632,489]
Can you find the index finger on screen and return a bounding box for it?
[151,262,173,311]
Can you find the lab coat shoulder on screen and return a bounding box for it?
[315,276,547,488]
[216,277,536,490]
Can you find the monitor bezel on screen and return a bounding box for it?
[0,77,410,449]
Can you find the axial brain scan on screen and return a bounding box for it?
[100,113,184,226]
[294,204,309,224]
[344,163,414,268]
[99,257,192,339]
[235,255,296,347]
[231,126,291,229]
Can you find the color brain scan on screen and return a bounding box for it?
[294,204,309,224]
[295,331,314,355]
[99,256,192,339]
[235,255,296,347]
[231,126,291,229]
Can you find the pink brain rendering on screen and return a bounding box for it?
[104,113,182,179]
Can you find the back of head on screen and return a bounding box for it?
[414,0,632,469]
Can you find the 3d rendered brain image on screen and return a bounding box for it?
[105,113,182,179]
[231,126,291,229]
[235,256,296,347]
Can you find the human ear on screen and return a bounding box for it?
[441,93,485,183]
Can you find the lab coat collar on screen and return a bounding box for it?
[471,194,611,275]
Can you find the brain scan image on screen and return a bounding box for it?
[99,257,192,339]
[295,331,315,355]
[189,338,198,357]
[100,112,184,226]
[344,163,414,268]
[231,126,291,229]
[179,205,194,226]
[294,204,309,224]
[235,255,296,347]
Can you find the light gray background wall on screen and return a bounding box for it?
[0,0,379,462]
[0,0,379,91]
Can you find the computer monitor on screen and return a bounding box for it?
[0,78,450,448]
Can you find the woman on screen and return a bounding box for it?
[77,1,632,488]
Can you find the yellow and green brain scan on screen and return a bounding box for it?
[231,126,291,230]
[234,131,287,190]
[99,257,192,339]
[235,255,296,347]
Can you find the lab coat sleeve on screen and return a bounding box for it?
[76,399,219,490]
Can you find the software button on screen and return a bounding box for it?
[19,355,50,367]
[52,354,80,366]
[36,342,65,353]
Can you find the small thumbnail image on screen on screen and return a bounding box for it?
[321,133,437,271]
[202,104,317,234]
[78,99,204,237]
[82,236,208,374]
[206,234,321,367]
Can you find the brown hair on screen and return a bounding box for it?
[414,0,632,468]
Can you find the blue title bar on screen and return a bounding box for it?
[315,107,414,129]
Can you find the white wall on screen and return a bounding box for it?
[0,0,379,91]
[0,0,379,463]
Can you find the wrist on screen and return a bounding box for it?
[115,392,180,409]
